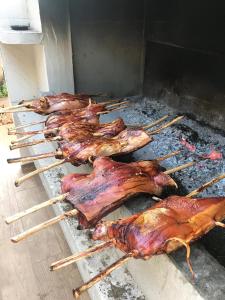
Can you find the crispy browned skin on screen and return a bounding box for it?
[19,103,106,137]
[57,128,153,165]
[45,103,105,129]
[60,157,177,228]
[55,118,126,142]
[92,196,225,258]
[27,93,90,115]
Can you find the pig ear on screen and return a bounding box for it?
[165,237,194,279]
[50,241,113,271]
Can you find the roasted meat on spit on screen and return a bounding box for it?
[1,93,94,115]
[8,116,183,166]
[7,116,183,186]
[8,152,199,242]
[9,100,128,141]
[10,118,127,150]
[49,173,225,299]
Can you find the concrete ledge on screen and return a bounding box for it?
[0,29,42,44]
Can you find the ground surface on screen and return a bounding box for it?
[0,119,90,299]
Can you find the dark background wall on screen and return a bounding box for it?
[69,0,145,96]
[143,0,225,130]
[69,0,225,129]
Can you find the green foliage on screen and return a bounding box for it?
[0,82,8,97]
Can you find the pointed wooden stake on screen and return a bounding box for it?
[73,253,134,299]
[106,100,129,109]
[187,173,225,198]
[97,105,128,115]
[148,116,184,135]
[0,103,28,112]
[8,127,54,136]
[11,209,78,243]
[164,161,195,175]
[99,98,123,105]
[7,151,57,164]
[15,159,65,187]
[11,134,39,144]
[5,193,69,224]
[50,241,113,271]
[9,136,60,150]
[0,108,35,113]
[156,150,181,162]
[142,115,169,130]
[8,120,45,133]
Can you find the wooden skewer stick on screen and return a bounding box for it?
[142,115,169,130]
[14,159,65,187]
[8,120,45,133]
[7,151,57,164]
[10,136,60,150]
[164,161,195,175]
[5,193,69,224]
[8,127,53,136]
[10,106,127,136]
[50,241,113,271]
[11,134,40,144]
[11,209,78,243]
[97,105,128,115]
[99,98,123,105]
[73,253,134,299]
[148,116,184,135]
[186,173,225,198]
[0,103,28,112]
[105,100,129,109]
[0,108,35,113]
[156,150,181,162]
[10,105,128,137]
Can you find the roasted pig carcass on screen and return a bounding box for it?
[8,127,153,165]
[60,157,177,228]
[93,195,225,258]
[55,118,126,141]
[9,116,183,186]
[9,101,127,140]
[44,102,109,129]
[24,93,92,115]
[2,93,93,115]
[47,173,225,299]
[56,127,152,166]
[8,155,182,241]
[10,118,127,150]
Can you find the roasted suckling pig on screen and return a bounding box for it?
[93,195,225,258]
[8,155,182,242]
[49,173,225,299]
[55,127,152,165]
[2,93,93,115]
[60,156,177,228]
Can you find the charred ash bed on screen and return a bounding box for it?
[100,96,225,276]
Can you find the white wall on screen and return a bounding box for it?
[0,44,49,103]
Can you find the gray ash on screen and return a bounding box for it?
[101,96,225,266]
